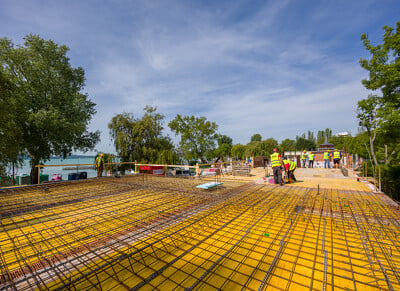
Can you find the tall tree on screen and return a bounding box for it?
[357,95,379,166]
[169,115,218,163]
[0,69,23,179]
[317,128,333,145]
[295,136,316,151]
[109,106,178,164]
[358,21,400,165]
[279,138,296,152]
[250,134,262,142]
[216,134,233,158]
[217,134,233,147]
[307,130,316,143]
[360,22,400,107]
[0,35,99,183]
[245,138,278,157]
[231,144,246,159]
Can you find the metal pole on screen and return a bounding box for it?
[12,161,15,186]
[365,162,367,177]
[37,166,40,184]
[379,166,381,192]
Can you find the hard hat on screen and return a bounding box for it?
[309,152,312,154]
[334,149,337,151]
[327,150,330,152]
[100,153,104,157]
[273,148,278,152]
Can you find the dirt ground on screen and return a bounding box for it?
[216,166,372,191]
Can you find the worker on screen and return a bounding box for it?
[95,154,104,177]
[270,148,285,185]
[324,150,331,168]
[308,152,315,168]
[282,158,297,182]
[301,150,307,168]
[333,149,341,168]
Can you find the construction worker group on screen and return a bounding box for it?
[271,148,341,185]
[300,149,341,169]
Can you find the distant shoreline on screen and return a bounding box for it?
[22,155,96,160]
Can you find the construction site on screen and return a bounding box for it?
[0,165,399,291]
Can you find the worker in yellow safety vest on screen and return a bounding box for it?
[308,152,315,168]
[301,150,307,168]
[270,148,285,185]
[333,149,341,169]
[282,158,297,182]
[95,154,104,177]
[324,150,331,168]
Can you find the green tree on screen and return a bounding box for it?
[0,69,22,179]
[346,132,369,157]
[358,21,400,166]
[216,134,232,158]
[357,95,380,166]
[169,115,218,163]
[295,135,316,151]
[0,35,99,183]
[262,138,279,156]
[317,128,333,145]
[279,138,296,152]
[245,138,278,157]
[109,106,178,164]
[307,130,316,143]
[217,134,233,147]
[231,144,246,159]
[216,143,231,157]
[360,22,400,106]
[250,134,262,142]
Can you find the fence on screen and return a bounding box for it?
[35,160,246,184]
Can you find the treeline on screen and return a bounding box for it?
[106,105,340,164]
[106,105,361,164]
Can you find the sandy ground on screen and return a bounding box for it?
[217,166,372,191]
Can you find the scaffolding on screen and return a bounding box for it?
[0,175,399,290]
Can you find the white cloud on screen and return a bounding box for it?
[0,0,391,154]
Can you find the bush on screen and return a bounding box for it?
[360,162,375,177]
[380,164,400,201]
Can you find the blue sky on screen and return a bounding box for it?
[1,0,399,154]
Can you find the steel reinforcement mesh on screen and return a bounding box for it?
[0,175,399,290]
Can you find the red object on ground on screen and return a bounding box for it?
[139,166,164,175]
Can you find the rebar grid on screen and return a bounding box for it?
[0,177,399,291]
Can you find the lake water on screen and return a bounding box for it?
[16,157,99,179]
